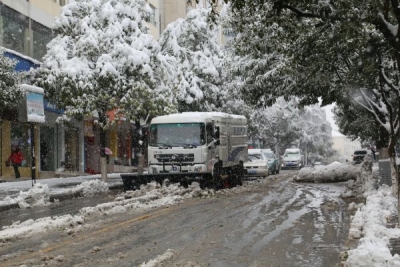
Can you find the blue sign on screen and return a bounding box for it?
[4,51,40,71]
[44,100,64,114]
[26,91,45,123]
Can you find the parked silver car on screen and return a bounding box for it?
[281,148,305,169]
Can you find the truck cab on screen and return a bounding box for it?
[148,114,217,174]
[146,112,248,188]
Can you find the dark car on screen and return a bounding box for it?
[352,149,372,164]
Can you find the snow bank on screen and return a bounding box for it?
[344,185,400,266]
[139,249,176,267]
[294,162,361,183]
[0,183,51,209]
[0,180,109,209]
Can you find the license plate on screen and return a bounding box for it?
[287,162,295,166]
[247,170,257,174]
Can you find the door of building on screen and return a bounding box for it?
[40,126,55,171]
[65,127,79,172]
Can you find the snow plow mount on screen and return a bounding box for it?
[120,172,212,191]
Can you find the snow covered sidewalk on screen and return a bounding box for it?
[292,160,400,266]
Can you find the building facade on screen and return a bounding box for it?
[332,135,362,162]
[0,0,86,179]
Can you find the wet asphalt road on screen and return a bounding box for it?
[0,170,355,267]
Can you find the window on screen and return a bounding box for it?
[206,124,213,144]
[40,126,55,171]
[60,0,66,6]
[32,20,53,61]
[0,5,29,55]
[149,123,205,147]
[65,127,79,171]
[117,130,131,166]
[148,4,156,25]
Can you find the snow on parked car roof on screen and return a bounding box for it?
[248,149,263,155]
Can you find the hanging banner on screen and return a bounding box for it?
[21,84,45,123]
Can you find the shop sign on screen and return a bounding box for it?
[22,84,45,123]
[44,100,64,114]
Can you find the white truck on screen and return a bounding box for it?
[121,112,248,190]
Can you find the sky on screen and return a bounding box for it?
[0,160,398,266]
[322,103,344,137]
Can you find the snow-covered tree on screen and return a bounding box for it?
[297,105,335,164]
[250,98,301,156]
[158,7,224,112]
[334,102,390,150]
[212,0,400,211]
[33,0,176,179]
[0,50,21,115]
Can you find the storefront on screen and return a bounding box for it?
[1,51,84,179]
[36,98,84,178]
[1,120,39,179]
[84,112,136,174]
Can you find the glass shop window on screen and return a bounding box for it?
[0,5,29,55]
[10,123,31,167]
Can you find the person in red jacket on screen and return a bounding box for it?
[8,145,23,178]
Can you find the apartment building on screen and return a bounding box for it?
[332,135,362,162]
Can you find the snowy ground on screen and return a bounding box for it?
[0,162,399,266]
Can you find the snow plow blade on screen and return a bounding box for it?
[120,172,212,191]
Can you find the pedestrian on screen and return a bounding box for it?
[8,145,23,178]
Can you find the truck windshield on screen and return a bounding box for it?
[149,123,206,147]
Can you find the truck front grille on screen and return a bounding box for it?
[156,153,195,163]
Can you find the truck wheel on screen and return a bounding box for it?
[236,162,244,186]
[212,163,223,190]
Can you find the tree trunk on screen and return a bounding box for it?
[99,112,108,182]
[386,137,400,218]
[135,120,146,175]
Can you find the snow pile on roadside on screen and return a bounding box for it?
[294,162,360,183]
[0,180,109,208]
[139,249,176,267]
[69,179,109,196]
[0,214,84,242]
[80,181,215,216]
[0,183,51,209]
[343,185,400,266]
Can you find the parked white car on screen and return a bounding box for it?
[244,149,269,178]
